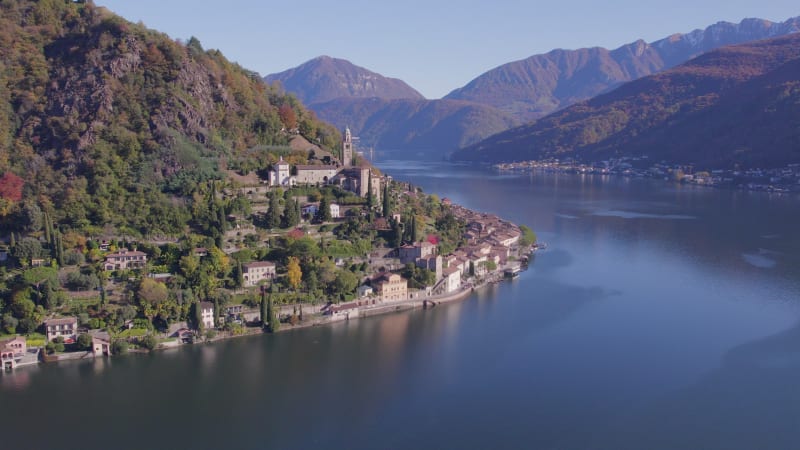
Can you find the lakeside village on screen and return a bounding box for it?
[0,129,537,371]
[494,157,800,193]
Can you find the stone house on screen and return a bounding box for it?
[45,317,78,343]
[104,249,147,271]
[373,273,408,302]
[242,261,276,287]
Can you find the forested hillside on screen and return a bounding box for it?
[0,0,339,236]
[453,34,800,168]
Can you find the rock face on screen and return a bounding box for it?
[445,17,800,121]
[453,34,800,169]
[264,56,424,105]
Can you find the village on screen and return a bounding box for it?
[494,157,800,193]
[1,129,536,371]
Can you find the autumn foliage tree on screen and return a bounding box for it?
[278,103,297,130]
[286,256,302,291]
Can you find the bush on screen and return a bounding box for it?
[111,340,129,355]
[63,250,85,266]
[76,333,92,350]
[138,334,157,351]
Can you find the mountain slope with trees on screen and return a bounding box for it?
[453,34,800,168]
[445,16,800,121]
[0,0,339,237]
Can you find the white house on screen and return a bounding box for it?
[330,203,340,219]
[200,302,215,329]
[242,261,276,287]
[268,157,294,187]
[357,285,373,298]
[442,267,462,293]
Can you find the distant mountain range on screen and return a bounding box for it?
[452,34,800,169]
[265,57,517,157]
[445,17,800,121]
[265,16,800,161]
[264,56,424,104]
[311,97,519,153]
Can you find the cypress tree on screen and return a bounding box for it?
[367,172,374,210]
[267,191,281,229]
[382,183,391,217]
[260,290,267,327]
[282,198,299,228]
[236,261,244,288]
[10,232,15,249]
[411,215,418,242]
[213,298,221,328]
[193,302,204,332]
[299,304,304,322]
[44,212,52,246]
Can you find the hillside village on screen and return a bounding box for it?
[1,129,535,370]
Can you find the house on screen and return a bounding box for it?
[1,336,26,370]
[325,302,359,321]
[91,331,111,357]
[294,165,339,185]
[45,317,78,343]
[200,302,215,329]
[242,261,276,287]
[329,203,340,219]
[104,249,147,271]
[398,241,437,264]
[31,258,46,267]
[268,157,294,187]
[442,267,462,293]
[193,247,208,258]
[373,273,408,302]
[301,203,318,217]
[225,304,244,323]
[357,285,374,298]
[416,255,443,281]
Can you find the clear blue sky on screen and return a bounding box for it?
[96,0,798,99]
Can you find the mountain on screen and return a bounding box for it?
[453,34,800,169]
[312,97,519,154]
[264,56,425,105]
[445,17,800,121]
[0,0,338,236]
[266,56,517,157]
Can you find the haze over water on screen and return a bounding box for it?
[2,161,799,449]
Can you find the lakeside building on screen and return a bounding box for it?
[45,317,78,343]
[1,336,26,370]
[91,332,111,357]
[373,273,408,302]
[357,285,374,298]
[104,249,147,271]
[442,267,462,293]
[242,261,276,287]
[200,302,215,329]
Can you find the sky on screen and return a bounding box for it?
[96,0,799,99]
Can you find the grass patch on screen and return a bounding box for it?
[118,328,148,339]
[26,333,47,347]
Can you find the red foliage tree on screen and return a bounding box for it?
[278,103,297,130]
[0,172,24,202]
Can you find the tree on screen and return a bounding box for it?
[139,334,157,351]
[367,172,374,210]
[2,314,18,334]
[13,237,44,264]
[191,301,204,332]
[315,196,331,223]
[260,290,267,326]
[287,256,302,290]
[76,333,92,350]
[332,269,358,299]
[266,190,281,229]
[519,225,537,247]
[138,278,168,313]
[278,103,297,130]
[268,295,280,333]
[0,172,24,202]
[281,197,299,228]
[382,183,391,217]
[111,340,129,355]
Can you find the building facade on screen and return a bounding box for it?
[104,249,147,271]
[45,317,78,342]
[374,273,408,302]
[295,165,339,185]
[342,127,353,167]
[242,261,276,287]
[200,302,215,329]
[1,336,26,370]
[268,157,293,187]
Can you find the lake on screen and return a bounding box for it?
[2,161,799,449]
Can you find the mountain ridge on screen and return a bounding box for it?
[452,34,800,169]
[445,16,800,121]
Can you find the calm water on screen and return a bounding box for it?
[2,162,800,449]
